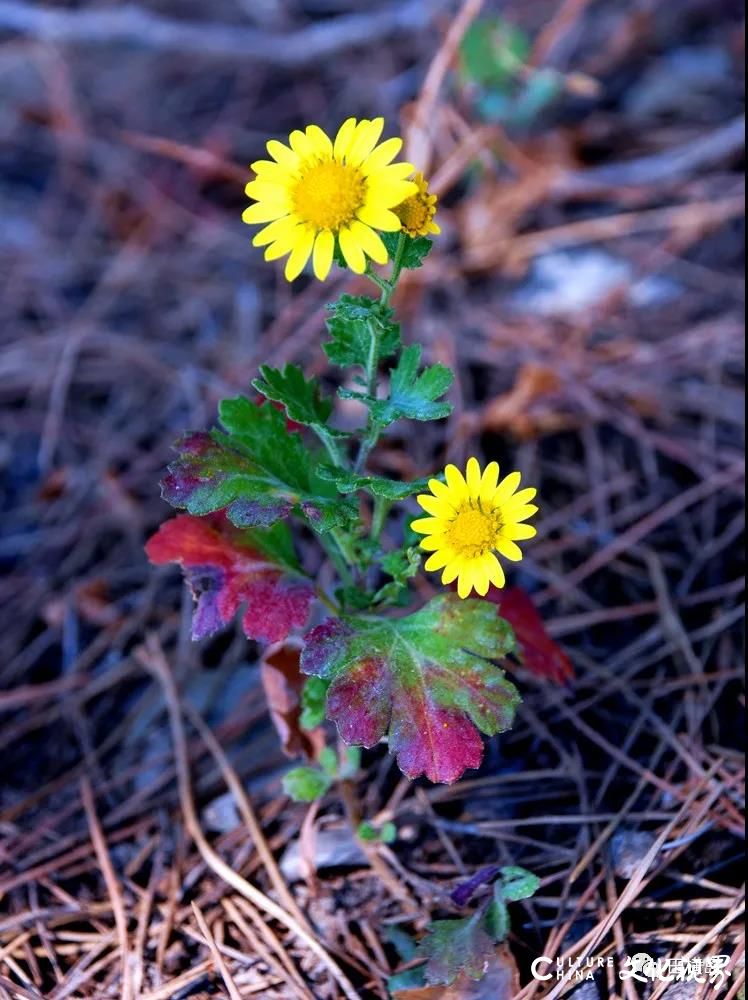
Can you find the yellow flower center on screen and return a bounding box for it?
[395,194,432,235]
[444,504,502,559]
[292,159,365,232]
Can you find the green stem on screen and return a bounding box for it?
[318,530,354,587]
[371,495,391,543]
[315,425,345,468]
[353,235,409,475]
[383,231,408,305]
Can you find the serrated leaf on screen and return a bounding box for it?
[498,866,540,902]
[347,345,453,430]
[161,431,293,528]
[380,546,422,583]
[282,766,332,802]
[253,363,339,431]
[145,514,314,644]
[374,547,422,606]
[488,587,574,685]
[161,399,356,534]
[300,595,520,784]
[324,295,401,370]
[381,232,433,270]
[417,915,494,985]
[318,465,431,500]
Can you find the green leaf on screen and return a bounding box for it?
[460,16,530,88]
[324,295,400,370]
[387,965,426,993]
[357,819,397,843]
[379,546,422,583]
[374,547,422,607]
[317,746,339,778]
[379,821,397,844]
[417,915,494,985]
[499,865,540,902]
[252,364,337,430]
[282,766,332,802]
[381,232,433,270]
[300,676,328,730]
[318,465,431,500]
[385,926,418,962]
[357,821,379,842]
[161,397,356,534]
[484,891,510,942]
[341,345,453,430]
[339,745,361,778]
[301,595,519,784]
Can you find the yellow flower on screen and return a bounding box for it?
[243,119,417,282]
[412,458,538,599]
[393,172,441,237]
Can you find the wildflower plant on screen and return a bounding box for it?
[147,117,540,789]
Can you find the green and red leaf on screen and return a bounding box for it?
[146,514,313,644]
[489,587,574,685]
[300,595,520,784]
[160,398,356,534]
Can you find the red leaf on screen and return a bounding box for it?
[488,587,574,685]
[146,514,313,644]
[260,641,325,759]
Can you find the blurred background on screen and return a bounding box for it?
[0,1,744,997]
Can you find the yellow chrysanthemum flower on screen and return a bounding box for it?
[243,119,418,282]
[412,458,538,599]
[394,172,441,237]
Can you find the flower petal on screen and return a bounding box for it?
[252,216,299,247]
[349,220,388,265]
[495,538,524,562]
[417,494,449,517]
[485,552,506,588]
[444,464,467,497]
[347,117,384,165]
[333,117,357,160]
[457,571,475,599]
[242,202,289,224]
[411,517,440,535]
[425,550,452,571]
[493,471,522,505]
[266,139,297,167]
[360,136,403,175]
[355,204,402,231]
[289,128,315,161]
[480,461,500,496]
[284,227,314,281]
[338,226,366,274]
[305,124,333,157]
[312,229,335,281]
[465,457,482,495]
[502,523,537,541]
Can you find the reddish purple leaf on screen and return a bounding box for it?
[301,596,520,784]
[488,587,574,685]
[146,514,313,644]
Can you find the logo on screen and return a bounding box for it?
[530,953,731,988]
